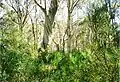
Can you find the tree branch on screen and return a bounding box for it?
[71,0,79,13]
[34,0,47,15]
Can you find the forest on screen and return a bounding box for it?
[0,0,120,82]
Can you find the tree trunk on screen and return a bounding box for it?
[67,0,71,52]
[42,31,49,49]
[42,16,53,49]
[34,0,58,50]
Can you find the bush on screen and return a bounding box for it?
[0,48,119,82]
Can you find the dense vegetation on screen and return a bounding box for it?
[0,0,120,82]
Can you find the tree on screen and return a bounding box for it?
[5,0,29,35]
[87,3,119,81]
[66,0,84,52]
[104,0,120,47]
[34,0,58,49]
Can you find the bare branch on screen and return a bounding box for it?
[34,0,47,15]
[71,0,83,13]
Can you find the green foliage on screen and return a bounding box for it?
[86,3,119,82]
[1,49,119,82]
[0,1,119,82]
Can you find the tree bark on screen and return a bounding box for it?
[67,0,71,52]
[34,0,58,49]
